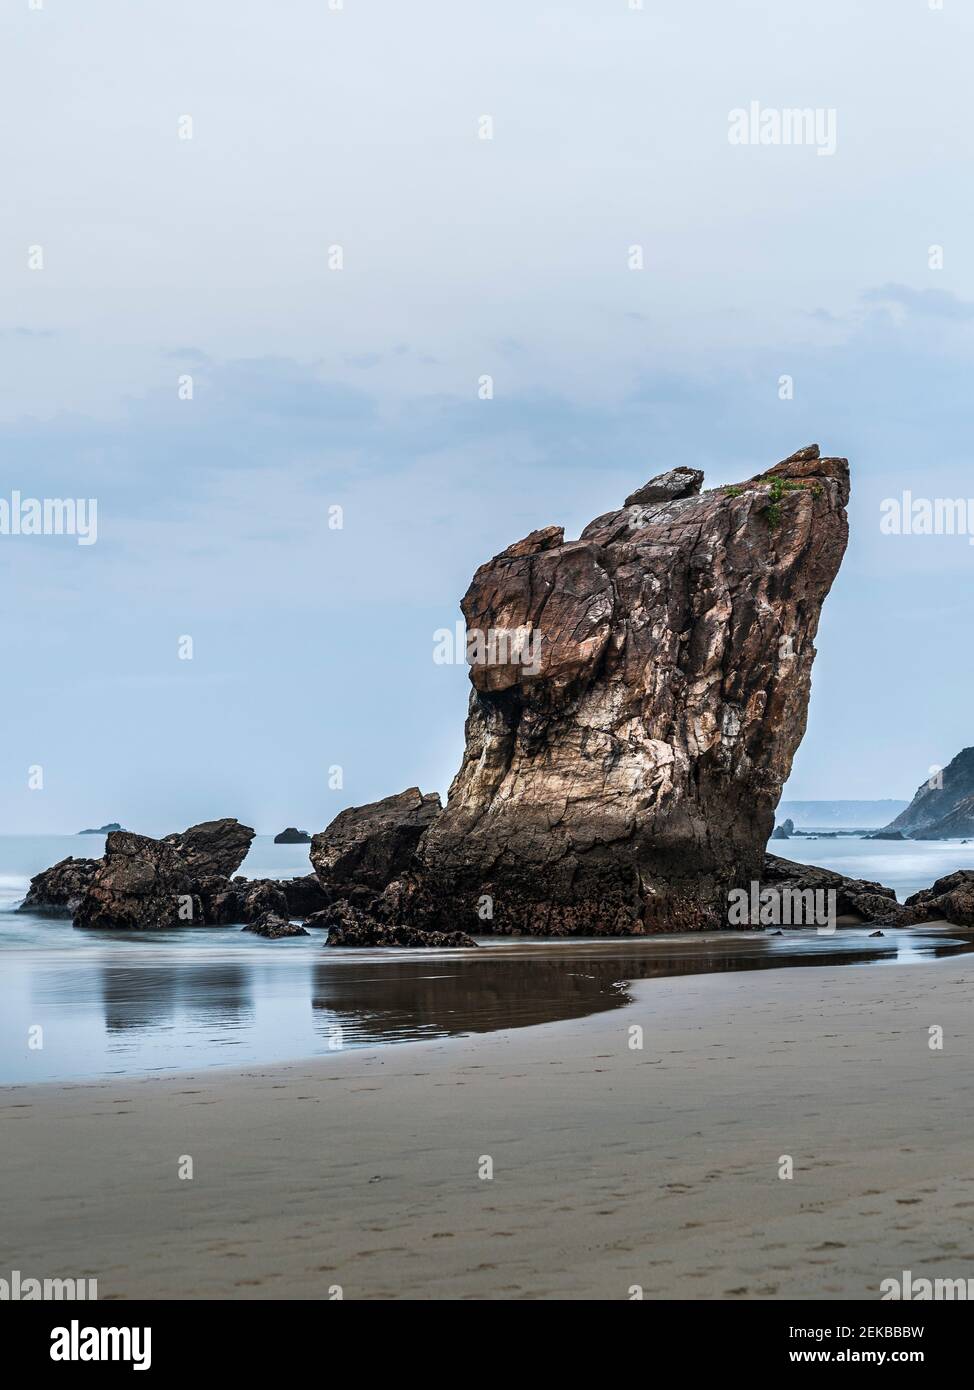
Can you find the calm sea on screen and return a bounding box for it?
[2,833,972,1084]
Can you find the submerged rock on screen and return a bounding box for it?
[242,912,309,939]
[19,857,99,916]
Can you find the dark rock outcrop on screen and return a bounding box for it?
[19,857,99,916]
[78,822,123,835]
[73,820,255,930]
[74,832,200,930]
[325,922,477,949]
[279,874,330,917]
[238,880,290,921]
[274,827,312,844]
[310,788,442,899]
[161,819,255,878]
[902,870,974,926]
[198,873,328,925]
[879,748,974,839]
[865,830,906,841]
[243,912,309,939]
[306,899,476,947]
[410,446,851,933]
[761,853,901,923]
[320,899,477,949]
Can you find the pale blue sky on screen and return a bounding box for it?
[2,0,972,833]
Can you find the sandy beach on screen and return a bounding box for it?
[4,952,974,1301]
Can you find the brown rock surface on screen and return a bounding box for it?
[310,788,442,896]
[414,446,851,933]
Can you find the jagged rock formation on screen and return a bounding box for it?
[310,788,442,902]
[408,445,851,933]
[161,819,255,878]
[74,820,256,930]
[901,870,974,927]
[23,818,330,930]
[274,827,312,844]
[19,857,99,915]
[880,748,974,839]
[761,853,901,923]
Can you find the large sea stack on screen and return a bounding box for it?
[411,444,850,933]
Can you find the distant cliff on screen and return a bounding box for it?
[776,800,908,829]
[880,748,974,840]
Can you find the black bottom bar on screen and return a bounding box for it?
[2,1298,966,1374]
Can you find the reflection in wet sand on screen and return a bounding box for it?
[3,924,971,1082]
[310,929,974,1045]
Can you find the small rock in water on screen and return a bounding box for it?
[243,912,309,939]
[868,929,885,937]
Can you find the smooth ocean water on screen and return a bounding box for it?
[1,833,972,1084]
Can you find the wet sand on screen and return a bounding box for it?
[3,949,974,1300]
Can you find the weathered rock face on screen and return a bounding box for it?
[19,857,99,916]
[73,820,255,930]
[416,446,851,933]
[880,748,974,840]
[310,788,442,898]
[74,832,197,930]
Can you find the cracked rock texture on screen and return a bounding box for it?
[414,445,850,933]
[73,819,255,930]
[309,788,442,901]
